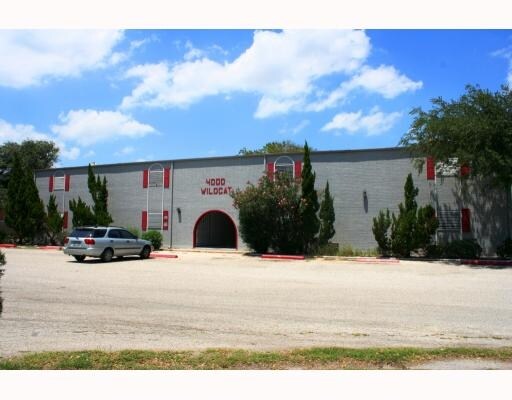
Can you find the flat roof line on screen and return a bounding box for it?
[37,146,410,172]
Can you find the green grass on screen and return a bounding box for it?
[1,347,511,370]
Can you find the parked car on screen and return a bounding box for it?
[63,226,153,262]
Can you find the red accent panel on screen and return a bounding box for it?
[49,176,54,192]
[460,164,471,177]
[426,157,435,180]
[62,211,68,229]
[461,208,471,233]
[64,175,70,191]
[294,161,302,179]
[142,170,148,188]
[266,162,275,180]
[142,211,148,231]
[164,167,170,188]
[162,210,169,230]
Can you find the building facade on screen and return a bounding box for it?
[34,147,512,255]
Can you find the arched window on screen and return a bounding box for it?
[274,156,295,178]
[146,163,164,230]
[148,163,164,187]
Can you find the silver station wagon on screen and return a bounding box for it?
[63,226,153,262]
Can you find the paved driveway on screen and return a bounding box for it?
[0,249,511,356]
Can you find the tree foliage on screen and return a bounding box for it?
[300,141,320,253]
[5,154,46,244]
[238,140,311,156]
[87,164,113,226]
[232,172,303,254]
[400,85,512,189]
[319,181,335,246]
[69,197,96,227]
[46,194,63,245]
[372,174,438,257]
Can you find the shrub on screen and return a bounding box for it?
[0,250,5,266]
[46,194,63,245]
[142,230,163,250]
[126,226,141,238]
[443,239,482,259]
[55,230,69,246]
[496,238,512,259]
[372,209,391,255]
[314,243,339,256]
[318,181,335,246]
[338,245,378,257]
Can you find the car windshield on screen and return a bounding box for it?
[70,229,107,238]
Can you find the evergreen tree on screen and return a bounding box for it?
[390,174,418,257]
[318,181,335,246]
[87,164,113,226]
[69,197,96,227]
[46,194,63,245]
[300,141,320,254]
[372,209,392,255]
[5,154,46,244]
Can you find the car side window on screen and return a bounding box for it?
[119,230,136,239]
[108,229,121,238]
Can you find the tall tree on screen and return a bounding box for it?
[238,140,313,156]
[46,194,63,245]
[390,173,418,257]
[69,197,96,227]
[400,85,512,189]
[300,141,320,253]
[5,154,46,244]
[87,164,113,226]
[318,181,335,246]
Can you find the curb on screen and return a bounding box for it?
[261,254,305,260]
[322,256,399,264]
[150,254,179,259]
[37,246,62,250]
[461,259,512,267]
[0,243,16,248]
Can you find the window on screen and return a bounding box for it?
[148,163,164,187]
[108,229,121,238]
[119,230,137,239]
[148,212,162,230]
[54,174,65,191]
[274,156,294,178]
[437,210,461,231]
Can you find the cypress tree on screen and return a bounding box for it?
[319,181,335,246]
[5,154,46,244]
[69,197,96,227]
[86,164,113,226]
[46,194,63,244]
[300,141,320,254]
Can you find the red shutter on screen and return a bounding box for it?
[64,174,70,191]
[62,211,68,229]
[461,208,471,233]
[162,210,169,230]
[294,161,302,180]
[460,164,471,177]
[141,211,148,231]
[266,162,275,180]
[164,167,170,188]
[142,169,148,188]
[426,157,435,180]
[49,176,54,192]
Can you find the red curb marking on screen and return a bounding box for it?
[461,259,512,266]
[37,246,62,250]
[261,254,305,260]
[150,254,178,259]
[0,243,16,248]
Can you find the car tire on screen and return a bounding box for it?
[140,245,151,259]
[73,255,86,262]
[101,248,114,263]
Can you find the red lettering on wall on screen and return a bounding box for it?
[200,177,233,196]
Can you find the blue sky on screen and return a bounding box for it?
[0,29,511,167]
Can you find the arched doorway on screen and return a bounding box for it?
[193,210,237,249]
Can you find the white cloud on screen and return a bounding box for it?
[51,109,156,146]
[0,117,80,160]
[121,30,372,115]
[492,45,512,86]
[0,30,123,88]
[184,40,207,61]
[279,119,310,135]
[115,146,135,156]
[321,107,402,136]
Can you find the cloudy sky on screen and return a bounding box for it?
[0,29,511,166]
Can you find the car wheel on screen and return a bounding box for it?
[140,245,151,259]
[101,248,114,263]
[73,255,86,262]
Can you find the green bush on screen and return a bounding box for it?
[126,226,141,239]
[372,209,391,255]
[142,230,163,250]
[314,243,339,256]
[338,245,378,257]
[496,238,512,259]
[0,250,5,266]
[427,239,482,259]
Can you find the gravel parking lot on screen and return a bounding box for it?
[0,248,511,357]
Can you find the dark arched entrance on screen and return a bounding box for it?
[193,210,237,249]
